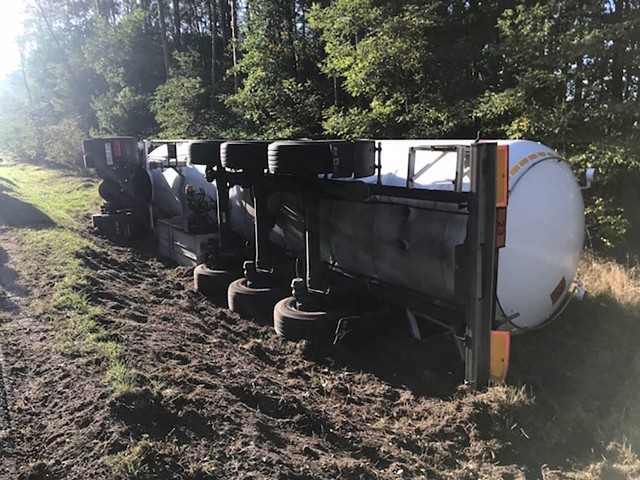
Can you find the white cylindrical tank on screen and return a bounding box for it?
[147,143,218,222]
[367,140,584,332]
[496,141,584,331]
[147,142,256,236]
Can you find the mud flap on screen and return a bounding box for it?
[490,331,511,384]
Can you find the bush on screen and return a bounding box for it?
[569,143,640,255]
[42,117,85,169]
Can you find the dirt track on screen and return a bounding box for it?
[0,235,24,479]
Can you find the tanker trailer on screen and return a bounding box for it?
[88,136,584,387]
[144,137,584,337]
[85,136,583,335]
[240,139,584,338]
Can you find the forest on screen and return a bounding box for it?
[0,0,639,251]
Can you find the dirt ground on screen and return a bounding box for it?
[0,230,506,479]
[1,184,639,479]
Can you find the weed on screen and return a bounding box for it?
[103,435,157,479]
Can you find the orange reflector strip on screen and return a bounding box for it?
[490,331,511,384]
[496,146,509,207]
[496,207,507,248]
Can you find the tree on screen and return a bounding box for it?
[152,50,221,138]
[85,8,165,135]
[225,0,327,138]
[309,0,511,138]
[0,0,100,164]
[474,0,640,251]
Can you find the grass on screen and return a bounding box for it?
[578,250,640,453]
[502,250,640,478]
[0,162,137,392]
[579,250,640,313]
[0,163,100,230]
[102,434,219,480]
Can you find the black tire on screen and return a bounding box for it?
[267,140,353,176]
[227,278,287,324]
[221,141,270,173]
[353,140,376,178]
[273,296,348,343]
[193,263,240,307]
[187,140,225,167]
[98,178,121,202]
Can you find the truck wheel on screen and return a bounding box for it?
[227,278,287,325]
[267,140,352,176]
[221,141,270,173]
[273,296,348,343]
[188,140,225,167]
[193,264,239,307]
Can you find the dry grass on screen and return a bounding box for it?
[579,251,640,312]
[505,250,640,479]
[579,252,640,473]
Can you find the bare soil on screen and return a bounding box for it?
[0,207,639,478]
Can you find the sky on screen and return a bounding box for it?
[0,1,27,80]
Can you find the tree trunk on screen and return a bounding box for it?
[208,0,217,98]
[574,54,583,110]
[173,0,181,50]
[17,36,32,105]
[230,0,238,92]
[287,0,297,76]
[158,0,172,77]
[34,0,73,76]
[610,0,624,102]
[219,0,230,51]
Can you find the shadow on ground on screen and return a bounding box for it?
[0,183,54,230]
[507,297,640,473]
[307,320,463,399]
[0,247,27,312]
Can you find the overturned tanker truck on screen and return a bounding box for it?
[82,137,589,388]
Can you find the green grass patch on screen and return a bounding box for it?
[0,162,100,230]
[0,163,137,392]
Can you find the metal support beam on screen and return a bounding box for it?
[464,142,498,389]
[369,184,469,204]
[304,194,322,293]
[215,172,232,254]
[253,185,272,272]
[454,146,467,192]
